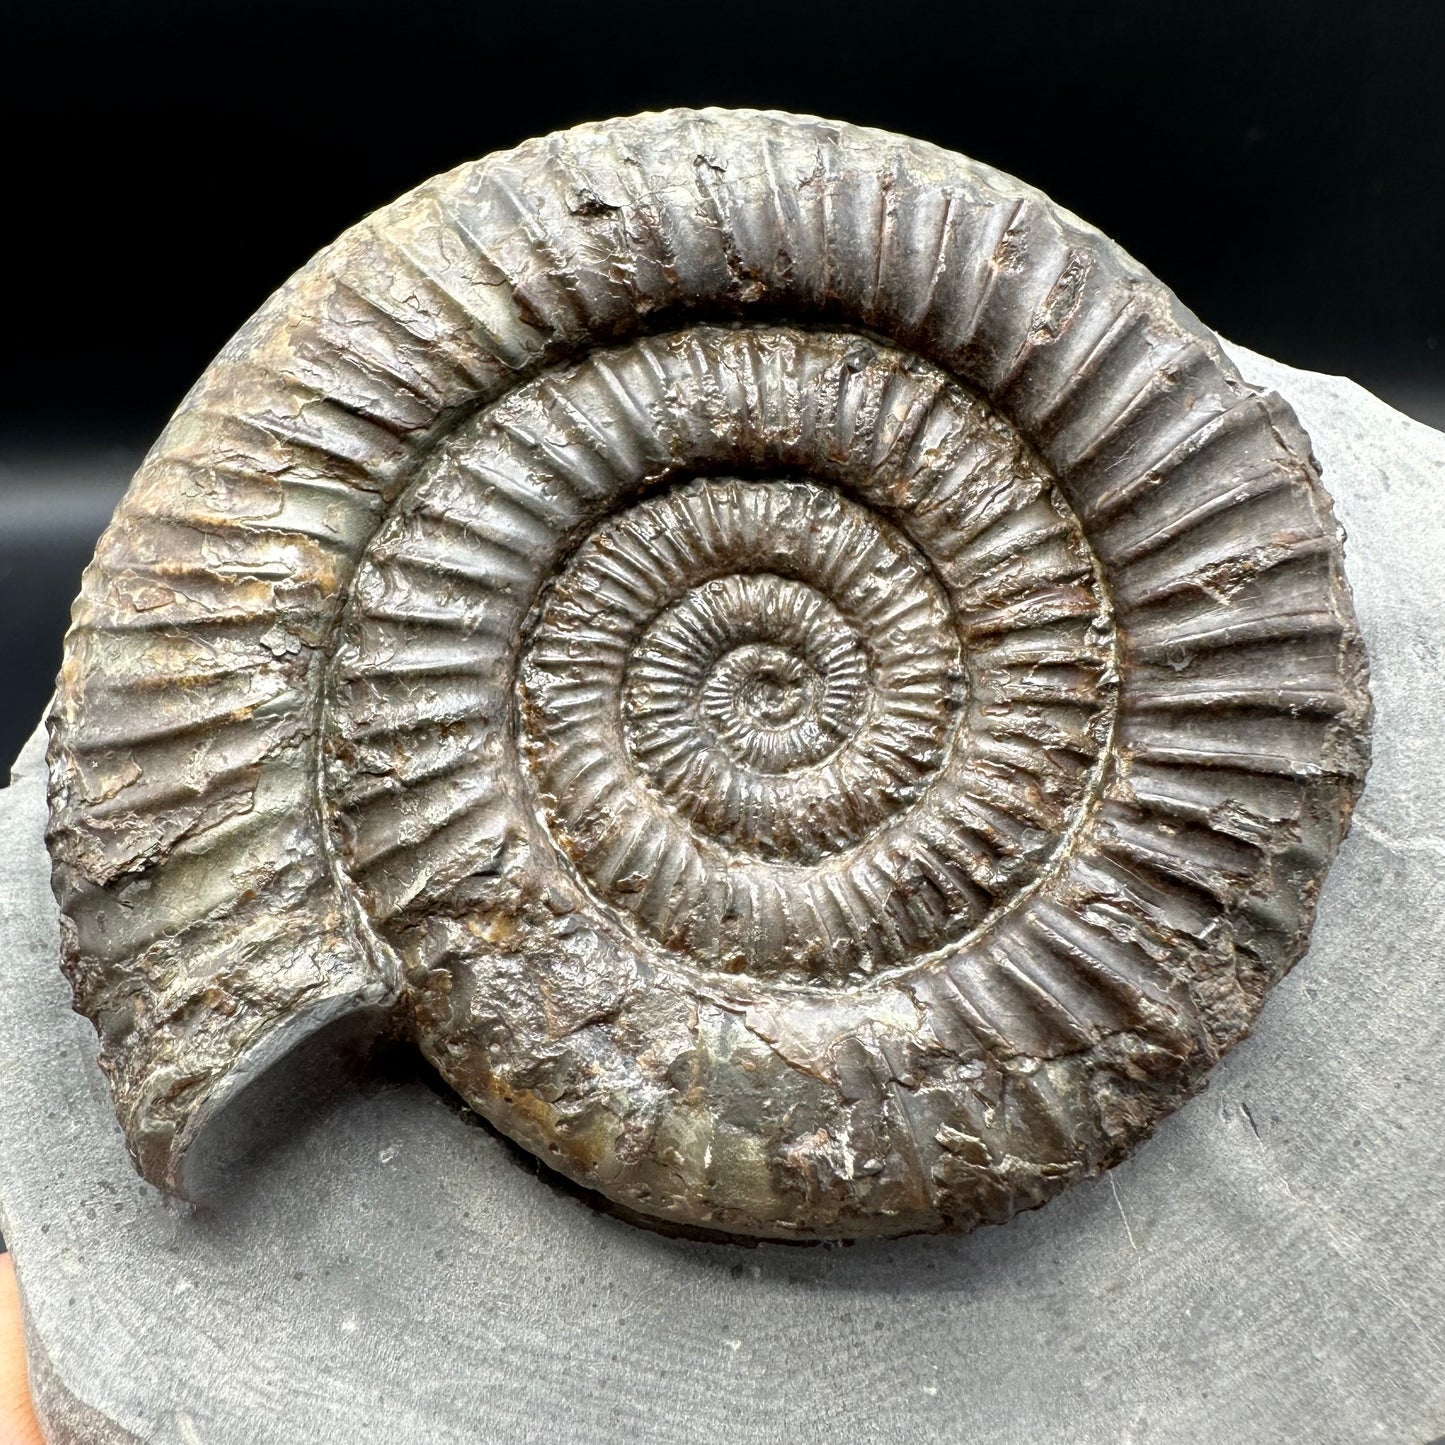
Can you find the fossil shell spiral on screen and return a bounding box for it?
[46,109,1371,1239]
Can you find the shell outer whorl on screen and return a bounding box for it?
[44,108,1371,1236]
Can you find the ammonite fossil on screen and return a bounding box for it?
[46,109,1371,1240]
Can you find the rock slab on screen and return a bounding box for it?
[0,346,1442,1444]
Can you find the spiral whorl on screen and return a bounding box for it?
[46,109,1370,1236]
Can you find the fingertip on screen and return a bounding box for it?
[0,1255,46,1445]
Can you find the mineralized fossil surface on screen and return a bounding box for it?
[46,108,1371,1240]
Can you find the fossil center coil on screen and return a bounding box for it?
[329,328,1117,991]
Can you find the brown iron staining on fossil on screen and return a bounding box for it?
[46,109,1371,1239]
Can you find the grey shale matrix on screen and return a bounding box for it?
[46,109,1371,1240]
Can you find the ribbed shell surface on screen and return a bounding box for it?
[46,109,1370,1237]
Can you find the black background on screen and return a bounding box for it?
[2,0,1442,770]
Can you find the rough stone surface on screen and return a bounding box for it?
[1,346,1440,1443]
[44,110,1370,1238]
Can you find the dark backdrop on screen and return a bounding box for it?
[2,0,1442,770]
